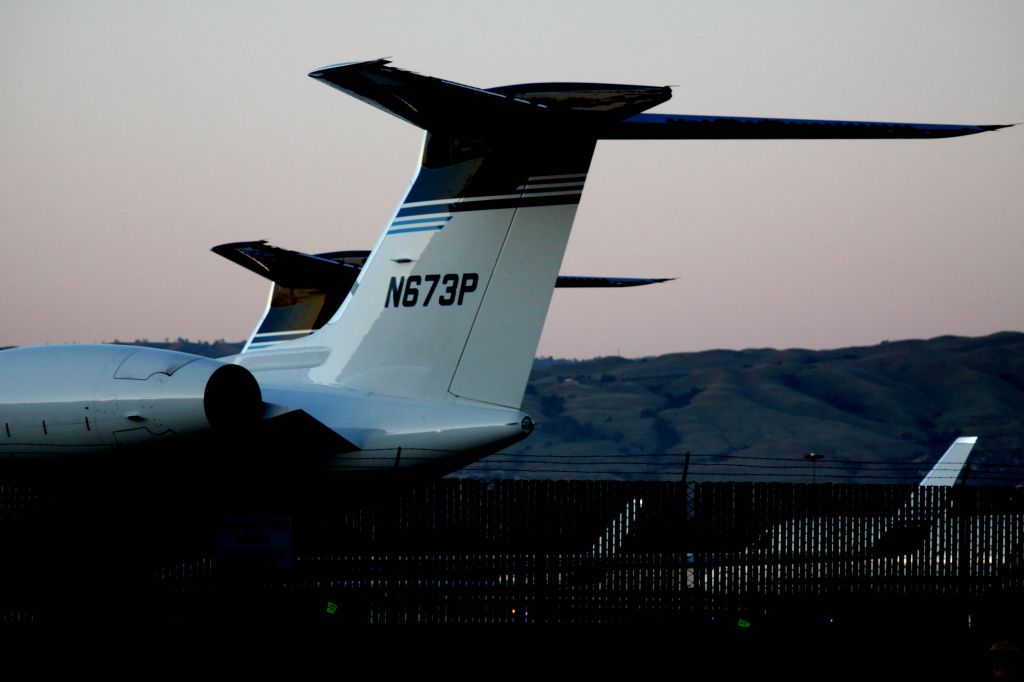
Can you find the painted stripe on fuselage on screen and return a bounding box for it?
[386,214,453,235]
[391,212,454,224]
[395,191,583,219]
[387,225,447,235]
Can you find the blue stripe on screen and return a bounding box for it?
[392,215,452,226]
[387,225,445,235]
[396,193,583,218]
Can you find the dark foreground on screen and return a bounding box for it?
[1,465,1021,673]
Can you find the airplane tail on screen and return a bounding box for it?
[281,60,674,408]
[243,59,1006,411]
[892,436,977,529]
[918,436,977,487]
[310,135,594,408]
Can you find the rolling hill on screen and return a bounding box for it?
[463,332,1024,483]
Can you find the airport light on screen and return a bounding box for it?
[804,452,824,483]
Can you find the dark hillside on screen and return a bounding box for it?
[462,332,1024,482]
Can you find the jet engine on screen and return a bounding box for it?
[0,345,262,456]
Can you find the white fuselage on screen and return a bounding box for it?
[0,344,531,471]
[256,378,531,470]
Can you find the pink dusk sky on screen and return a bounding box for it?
[2,1,1022,358]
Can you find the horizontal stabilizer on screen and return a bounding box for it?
[212,241,364,290]
[309,59,550,133]
[310,59,1011,141]
[604,113,1012,140]
[216,240,672,292]
[309,59,671,134]
[555,276,673,288]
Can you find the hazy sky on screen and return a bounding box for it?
[2,1,1022,358]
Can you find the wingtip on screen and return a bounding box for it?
[211,239,268,254]
[308,58,391,79]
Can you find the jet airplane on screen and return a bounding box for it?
[0,60,1008,474]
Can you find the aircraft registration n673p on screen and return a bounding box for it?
[0,60,1009,473]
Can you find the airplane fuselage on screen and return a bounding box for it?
[0,344,260,457]
[0,344,532,470]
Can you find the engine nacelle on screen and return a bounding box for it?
[0,345,261,457]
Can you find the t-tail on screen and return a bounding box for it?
[220,59,1004,472]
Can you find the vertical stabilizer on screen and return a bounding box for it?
[919,436,977,487]
[296,60,659,408]
[303,134,595,407]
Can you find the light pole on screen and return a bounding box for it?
[804,451,824,483]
